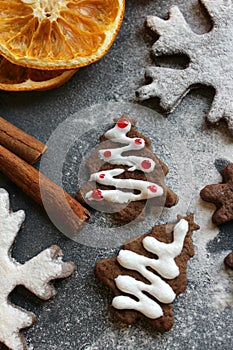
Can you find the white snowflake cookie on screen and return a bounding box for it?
[0,189,76,350]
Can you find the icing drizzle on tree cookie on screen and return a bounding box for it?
[85,117,164,204]
[86,169,163,203]
[99,118,156,172]
[112,219,189,319]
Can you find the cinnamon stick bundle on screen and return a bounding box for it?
[0,145,90,236]
[0,117,47,164]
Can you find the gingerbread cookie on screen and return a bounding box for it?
[224,252,233,269]
[76,116,178,222]
[200,163,233,225]
[0,188,76,350]
[95,214,199,332]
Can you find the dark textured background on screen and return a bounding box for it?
[0,1,232,349]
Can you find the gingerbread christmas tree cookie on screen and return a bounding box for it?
[95,214,199,332]
[0,188,76,350]
[200,164,233,225]
[76,116,178,222]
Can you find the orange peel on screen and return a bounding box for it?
[0,56,77,91]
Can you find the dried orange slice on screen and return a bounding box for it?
[0,56,77,91]
[0,56,78,91]
[0,0,125,70]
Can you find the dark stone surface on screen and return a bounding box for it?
[0,1,232,349]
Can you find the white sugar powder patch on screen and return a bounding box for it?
[212,255,233,309]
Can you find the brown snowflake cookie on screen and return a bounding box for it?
[224,252,233,269]
[95,214,199,332]
[76,115,178,222]
[136,0,233,135]
[200,164,233,225]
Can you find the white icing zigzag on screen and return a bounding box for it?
[85,117,164,204]
[86,169,163,203]
[99,118,156,172]
[112,219,189,319]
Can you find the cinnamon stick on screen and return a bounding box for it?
[0,117,47,164]
[0,145,90,236]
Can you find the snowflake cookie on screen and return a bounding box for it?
[0,188,76,350]
[137,0,233,134]
[95,214,199,332]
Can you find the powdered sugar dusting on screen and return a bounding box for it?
[212,255,233,309]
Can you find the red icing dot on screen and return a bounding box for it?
[117,118,129,129]
[135,138,143,145]
[141,160,152,170]
[99,174,105,179]
[92,189,103,200]
[104,150,111,158]
[147,185,157,193]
